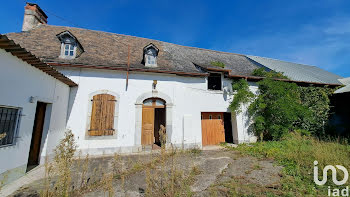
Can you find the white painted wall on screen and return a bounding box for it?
[58,67,257,155]
[0,49,70,183]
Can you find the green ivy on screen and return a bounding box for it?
[230,68,334,141]
[229,79,255,114]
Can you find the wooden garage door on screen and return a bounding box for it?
[201,112,225,146]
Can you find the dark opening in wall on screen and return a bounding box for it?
[208,73,222,90]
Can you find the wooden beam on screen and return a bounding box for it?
[22,56,37,60]
[26,60,42,64]
[15,53,34,58]
[8,49,27,53]
[0,41,16,47]
[1,45,22,50]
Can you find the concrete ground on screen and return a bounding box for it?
[3,147,283,197]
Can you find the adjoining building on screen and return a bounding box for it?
[0,3,345,184]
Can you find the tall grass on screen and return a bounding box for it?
[235,132,350,196]
[39,129,198,197]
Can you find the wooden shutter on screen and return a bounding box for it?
[89,94,116,136]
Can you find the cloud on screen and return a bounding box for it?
[212,16,350,77]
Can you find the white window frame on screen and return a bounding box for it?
[60,43,76,59]
[145,48,157,67]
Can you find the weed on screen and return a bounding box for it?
[187,147,202,155]
[233,132,350,196]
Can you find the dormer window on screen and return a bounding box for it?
[64,43,75,57]
[56,31,84,59]
[143,43,159,67]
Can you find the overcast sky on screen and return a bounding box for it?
[1,0,350,77]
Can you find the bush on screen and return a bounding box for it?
[230,68,334,140]
[248,78,310,140]
[252,67,289,79]
[210,61,225,68]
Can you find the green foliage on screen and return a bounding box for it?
[298,86,333,137]
[230,68,334,140]
[235,133,350,196]
[248,78,310,140]
[210,61,225,68]
[252,67,289,79]
[229,79,255,113]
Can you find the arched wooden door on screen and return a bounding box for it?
[141,98,165,145]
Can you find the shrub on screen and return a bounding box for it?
[252,67,289,79]
[230,68,334,140]
[210,61,225,68]
[248,78,311,140]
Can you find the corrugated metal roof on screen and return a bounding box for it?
[247,55,343,85]
[335,77,350,93]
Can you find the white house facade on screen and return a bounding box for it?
[57,67,258,155]
[0,40,76,184]
[1,3,343,185]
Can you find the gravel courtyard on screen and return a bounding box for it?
[8,147,283,197]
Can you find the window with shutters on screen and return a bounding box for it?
[89,94,116,136]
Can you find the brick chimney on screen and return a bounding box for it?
[22,3,48,31]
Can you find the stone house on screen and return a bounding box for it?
[0,3,344,184]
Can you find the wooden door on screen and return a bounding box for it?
[142,107,155,145]
[201,112,225,146]
[28,102,47,167]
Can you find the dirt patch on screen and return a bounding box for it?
[9,149,283,197]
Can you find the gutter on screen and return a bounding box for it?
[47,62,209,77]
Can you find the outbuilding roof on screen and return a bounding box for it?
[247,55,343,85]
[0,34,77,87]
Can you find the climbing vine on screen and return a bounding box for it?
[230,68,334,140]
[229,79,255,113]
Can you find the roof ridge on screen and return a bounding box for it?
[39,24,246,57]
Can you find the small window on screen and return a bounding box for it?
[144,44,159,67]
[143,98,165,106]
[208,73,222,90]
[145,48,157,67]
[0,106,21,147]
[64,44,75,57]
[209,115,212,120]
[218,115,221,119]
[57,31,84,59]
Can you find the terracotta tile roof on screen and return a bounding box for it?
[6,25,259,77]
[0,34,77,87]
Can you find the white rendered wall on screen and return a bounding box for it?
[58,67,257,155]
[0,49,70,183]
